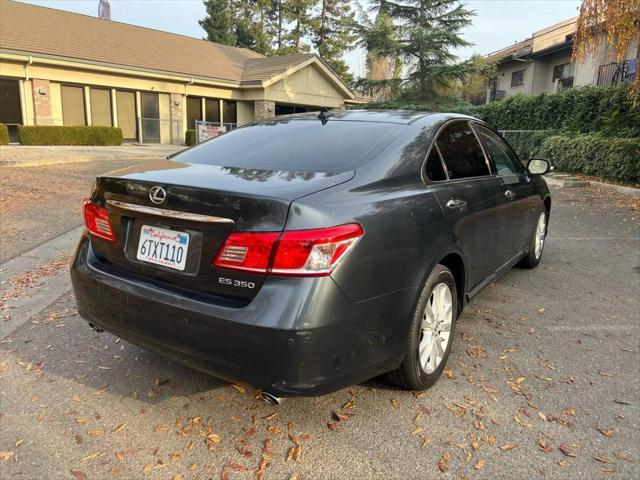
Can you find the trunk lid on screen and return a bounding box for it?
[89,159,354,300]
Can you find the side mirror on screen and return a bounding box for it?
[527,158,551,175]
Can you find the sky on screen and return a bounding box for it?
[16,0,583,77]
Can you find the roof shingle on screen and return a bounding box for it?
[0,0,265,83]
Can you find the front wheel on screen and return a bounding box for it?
[517,210,547,269]
[388,264,457,390]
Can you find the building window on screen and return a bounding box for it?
[552,63,574,82]
[61,85,86,125]
[186,96,202,130]
[0,78,22,142]
[511,70,525,87]
[90,88,112,126]
[205,98,220,123]
[116,90,137,141]
[223,100,237,125]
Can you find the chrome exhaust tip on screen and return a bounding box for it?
[259,391,283,406]
[89,323,105,333]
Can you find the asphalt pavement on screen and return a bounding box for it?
[0,167,638,480]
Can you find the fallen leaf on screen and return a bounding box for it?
[592,455,613,464]
[514,377,526,384]
[263,412,278,421]
[559,444,576,458]
[391,399,399,409]
[172,474,182,480]
[596,427,614,438]
[0,451,15,461]
[499,444,517,451]
[154,424,169,433]
[421,434,430,449]
[171,452,181,461]
[232,384,246,394]
[81,452,102,461]
[71,471,87,480]
[75,417,90,425]
[327,422,339,431]
[112,423,127,433]
[437,452,450,472]
[562,407,576,416]
[474,458,485,470]
[87,429,103,437]
[486,434,496,446]
[15,439,24,447]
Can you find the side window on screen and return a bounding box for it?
[424,146,447,181]
[436,122,490,179]
[474,125,522,176]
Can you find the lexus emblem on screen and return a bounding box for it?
[149,186,167,205]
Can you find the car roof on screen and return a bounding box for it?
[259,110,478,126]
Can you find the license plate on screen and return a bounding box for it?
[136,225,190,271]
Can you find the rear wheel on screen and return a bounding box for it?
[388,265,457,390]
[517,210,547,269]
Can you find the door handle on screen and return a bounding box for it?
[505,189,516,200]
[446,198,467,209]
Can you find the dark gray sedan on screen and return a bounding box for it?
[71,110,551,401]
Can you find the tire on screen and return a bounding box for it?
[517,210,547,269]
[388,264,458,390]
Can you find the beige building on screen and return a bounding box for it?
[0,0,355,143]
[485,16,638,102]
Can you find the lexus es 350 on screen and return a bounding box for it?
[71,111,551,399]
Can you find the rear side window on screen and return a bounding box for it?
[424,147,447,181]
[436,122,490,179]
[474,124,523,176]
[177,120,403,173]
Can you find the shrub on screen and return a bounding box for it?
[0,123,8,145]
[500,130,555,161]
[477,84,639,138]
[538,134,640,183]
[185,129,196,146]
[18,126,122,146]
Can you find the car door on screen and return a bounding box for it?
[425,120,510,292]
[473,124,539,261]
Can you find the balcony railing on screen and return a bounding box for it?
[597,60,637,86]
[490,90,506,102]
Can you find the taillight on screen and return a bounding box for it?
[213,232,279,273]
[213,224,363,276]
[83,200,115,243]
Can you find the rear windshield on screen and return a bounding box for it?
[176,119,403,173]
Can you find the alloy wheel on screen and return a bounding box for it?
[534,212,547,259]
[419,283,453,374]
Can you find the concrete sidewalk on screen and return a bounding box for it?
[0,144,186,167]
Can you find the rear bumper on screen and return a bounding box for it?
[70,235,418,396]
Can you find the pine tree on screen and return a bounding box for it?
[284,0,315,53]
[364,0,474,97]
[200,0,236,46]
[312,0,357,83]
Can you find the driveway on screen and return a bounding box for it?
[0,178,638,479]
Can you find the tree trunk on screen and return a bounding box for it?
[277,0,282,51]
[319,0,326,51]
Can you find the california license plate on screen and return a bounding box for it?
[136,225,190,271]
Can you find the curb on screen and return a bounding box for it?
[545,174,639,197]
[1,154,170,168]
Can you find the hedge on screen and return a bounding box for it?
[185,129,196,146]
[0,123,8,145]
[477,84,640,138]
[18,126,122,146]
[538,134,640,183]
[500,130,555,161]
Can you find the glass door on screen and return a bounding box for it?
[141,92,160,143]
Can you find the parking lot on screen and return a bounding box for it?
[1,161,638,479]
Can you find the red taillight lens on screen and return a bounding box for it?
[83,200,115,243]
[213,224,363,276]
[213,232,279,273]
